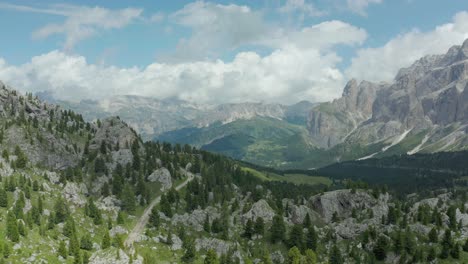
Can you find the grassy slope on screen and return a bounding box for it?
[158,117,316,168]
[241,167,332,186]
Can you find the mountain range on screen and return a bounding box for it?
[41,39,468,169]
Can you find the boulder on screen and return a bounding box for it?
[309,189,389,223]
[147,168,172,191]
[243,199,276,223]
[63,182,87,206]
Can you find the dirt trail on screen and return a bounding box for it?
[124,172,194,248]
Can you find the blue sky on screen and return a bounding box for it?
[0,0,467,104]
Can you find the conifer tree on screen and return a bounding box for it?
[303,213,312,229]
[329,244,343,264]
[451,242,460,259]
[270,214,286,243]
[149,207,160,228]
[181,238,196,263]
[121,184,136,213]
[288,225,304,250]
[58,240,67,259]
[204,249,219,264]
[305,227,317,251]
[203,214,211,233]
[373,236,388,260]
[6,211,19,242]
[80,234,93,250]
[304,249,317,264]
[102,230,111,249]
[428,227,438,243]
[0,188,8,207]
[440,229,452,259]
[243,219,254,239]
[288,246,302,264]
[254,217,265,236]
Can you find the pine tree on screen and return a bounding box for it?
[451,243,460,259]
[80,234,93,250]
[373,236,388,261]
[393,230,403,254]
[204,249,219,264]
[58,240,67,259]
[427,246,437,262]
[447,206,457,230]
[63,217,76,238]
[14,145,28,169]
[261,250,273,264]
[243,219,254,239]
[288,246,302,264]
[254,217,265,236]
[288,225,304,250]
[270,214,286,243]
[0,189,8,207]
[404,229,416,254]
[304,249,317,264]
[463,238,468,252]
[182,238,196,263]
[121,184,136,213]
[428,227,438,243]
[117,211,125,225]
[82,251,90,264]
[329,244,343,264]
[149,207,160,228]
[440,229,452,259]
[305,227,317,251]
[160,194,172,217]
[54,197,69,223]
[303,213,312,229]
[6,211,19,242]
[3,242,11,258]
[102,230,111,249]
[18,221,26,237]
[203,214,211,233]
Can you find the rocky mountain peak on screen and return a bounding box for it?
[307,38,468,156]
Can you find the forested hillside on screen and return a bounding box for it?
[1,82,468,263]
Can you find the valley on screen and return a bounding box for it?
[1,3,468,262]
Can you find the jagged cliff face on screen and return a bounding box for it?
[307,79,385,148]
[307,39,468,156]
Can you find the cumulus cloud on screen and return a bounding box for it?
[278,0,326,18]
[346,11,468,82]
[346,0,383,16]
[346,0,382,16]
[0,1,371,104]
[0,3,142,51]
[168,1,268,61]
[167,1,365,62]
[0,46,347,104]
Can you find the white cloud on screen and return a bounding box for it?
[0,46,346,104]
[0,3,142,51]
[167,1,365,62]
[150,12,165,23]
[346,11,468,82]
[168,1,268,61]
[278,0,325,18]
[0,1,369,104]
[346,0,382,16]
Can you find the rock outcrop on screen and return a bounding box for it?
[309,189,389,223]
[242,199,276,223]
[147,167,172,190]
[306,39,468,157]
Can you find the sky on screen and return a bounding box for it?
[0,0,467,104]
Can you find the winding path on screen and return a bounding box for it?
[124,171,194,248]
